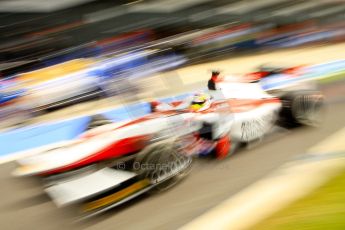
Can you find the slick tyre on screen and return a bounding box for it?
[134,140,192,192]
[279,91,324,127]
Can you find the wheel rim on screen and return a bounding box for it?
[145,146,191,185]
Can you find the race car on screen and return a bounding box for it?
[151,86,282,158]
[153,78,323,158]
[12,113,195,219]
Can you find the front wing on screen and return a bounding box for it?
[45,168,153,219]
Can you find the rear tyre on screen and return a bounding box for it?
[279,91,324,127]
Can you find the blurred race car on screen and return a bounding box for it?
[153,79,323,158]
[12,113,194,218]
[152,85,282,158]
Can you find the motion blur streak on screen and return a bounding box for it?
[0,0,345,230]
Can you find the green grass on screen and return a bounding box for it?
[318,71,345,84]
[253,168,345,230]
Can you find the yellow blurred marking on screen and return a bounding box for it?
[82,179,150,212]
[18,59,94,86]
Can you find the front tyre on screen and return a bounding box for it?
[133,140,192,192]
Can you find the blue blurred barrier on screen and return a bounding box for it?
[0,116,91,157]
[101,102,151,121]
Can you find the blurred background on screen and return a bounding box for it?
[1,0,345,71]
[0,1,345,230]
[1,0,345,130]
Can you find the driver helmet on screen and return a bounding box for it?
[189,93,211,112]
